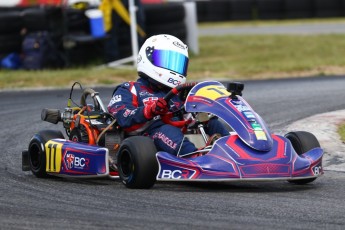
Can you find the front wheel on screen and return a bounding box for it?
[117,136,158,189]
[28,130,64,178]
[285,131,320,185]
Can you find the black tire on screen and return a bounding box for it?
[284,0,313,19]
[0,34,22,54]
[0,11,23,35]
[66,8,89,33]
[205,1,230,22]
[285,131,320,185]
[144,3,185,25]
[229,0,255,21]
[313,0,342,18]
[117,136,158,189]
[146,21,187,43]
[28,130,64,178]
[23,7,64,38]
[257,0,284,20]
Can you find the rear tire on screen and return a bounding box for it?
[117,136,158,189]
[28,130,64,178]
[285,131,320,185]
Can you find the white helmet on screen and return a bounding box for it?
[137,34,189,88]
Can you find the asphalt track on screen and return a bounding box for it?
[1,76,345,229]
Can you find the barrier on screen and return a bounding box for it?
[196,0,345,22]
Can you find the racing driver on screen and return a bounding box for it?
[108,34,228,156]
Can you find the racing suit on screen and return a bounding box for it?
[108,78,229,156]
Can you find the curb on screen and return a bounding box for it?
[286,110,345,172]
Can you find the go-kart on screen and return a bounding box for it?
[22,81,324,189]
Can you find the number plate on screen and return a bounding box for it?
[45,140,63,173]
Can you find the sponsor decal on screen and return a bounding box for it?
[244,111,255,119]
[167,78,181,86]
[137,54,142,64]
[152,132,177,150]
[234,104,250,112]
[251,123,262,131]
[139,91,154,97]
[109,95,122,106]
[123,109,137,117]
[231,100,242,105]
[195,85,230,100]
[254,130,267,141]
[143,97,158,106]
[173,41,186,50]
[64,152,90,170]
[312,165,322,176]
[161,169,190,179]
[45,141,63,173]
[108,105,125,114]
[66,153,74,169]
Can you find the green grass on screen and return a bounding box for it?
[188,34,345,80]
[0,68,136,89]
[2,33,345,89]
[338,123,345,143]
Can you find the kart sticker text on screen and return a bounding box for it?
[195,85,230,100]
[109,95,122,106]
[161,170,190,179]
[45,141,63,173]
[64,153,90,170]
[167,78,181,86]
[152,132,177,150]
[313,165,322,176]
[233,104,250,112]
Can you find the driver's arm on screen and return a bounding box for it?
[107,83,167,131]
[108,84,147,130]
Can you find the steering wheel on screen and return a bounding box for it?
[80,88,101,111]
[161,82,197,128]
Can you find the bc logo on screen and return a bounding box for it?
[167,78,181,86]
[161,170,190,179]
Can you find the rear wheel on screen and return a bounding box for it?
[28,130,64,178]
[117,136,158,189]
[285,131,320,185]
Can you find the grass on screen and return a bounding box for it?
[189,34,345,80]
[0,68,136,89]
[338,122,345,143]
[2,33,345,89]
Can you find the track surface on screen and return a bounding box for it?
[1,76,345,229]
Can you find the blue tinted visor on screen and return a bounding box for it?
[151,49,189,76]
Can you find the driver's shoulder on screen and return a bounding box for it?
[113,81,140,94]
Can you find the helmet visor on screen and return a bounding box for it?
[151,49,189,76]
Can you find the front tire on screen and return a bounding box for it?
[28,130,64,178]
[117,136,158,189]
[285,131,320,185]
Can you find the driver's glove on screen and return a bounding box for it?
[143,98,168,120]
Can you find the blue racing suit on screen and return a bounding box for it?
[108,78,228,156]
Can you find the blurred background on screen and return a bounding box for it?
[1,0,345,70]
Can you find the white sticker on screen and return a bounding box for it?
[109,95,122,105]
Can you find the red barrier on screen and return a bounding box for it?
[18,0,63,6]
